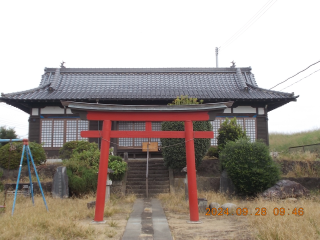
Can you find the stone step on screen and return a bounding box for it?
[126,185,169,190]
[128,161,165,163]
[127,173,168,178]
[128,166,168,170]
[126,189,169,194]
[128,169,169,174]
[128,163,168,169]
[126,176,169,181]
[126,180,169,186]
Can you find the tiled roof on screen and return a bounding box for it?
[1,67,297,101]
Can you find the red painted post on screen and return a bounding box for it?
[94,120,112,222]
[185,120,199,222]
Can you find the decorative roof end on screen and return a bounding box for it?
[236,68,248,90]
[47,86,55,92]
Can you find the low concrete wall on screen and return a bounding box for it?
[173,177,220,192]
[282,177,320,190]
[278,160,320,175]
[111,180,124,196]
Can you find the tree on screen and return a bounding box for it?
[161,96,211,169]
[217,118,247,155]
[0,126,18,147]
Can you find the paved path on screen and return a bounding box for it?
[122,199,173,240]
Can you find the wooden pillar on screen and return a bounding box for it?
[184,120,199,222]
[94,120,111,222]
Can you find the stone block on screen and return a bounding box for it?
[52,166,69,198]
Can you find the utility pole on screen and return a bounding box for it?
[215,47,219,68]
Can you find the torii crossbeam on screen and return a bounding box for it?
[62,101,233,223]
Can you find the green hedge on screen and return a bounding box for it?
[59,141,98,160]
[161,121,212,169]
[0,142,46,170]
[62,142,127,196]
[220,138,281,195]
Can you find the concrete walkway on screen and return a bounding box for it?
[122,199,173,240]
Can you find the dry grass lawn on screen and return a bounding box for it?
[1,190,320,240]
[158,190,320,240]
[0,193,135,240]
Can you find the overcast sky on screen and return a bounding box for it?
[0,0,319,138]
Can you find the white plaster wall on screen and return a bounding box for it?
[258,108,265,115]
[40,106,64,114]
[233,106,256,113]
[223,108,231,113]
[66,109,73,114]
[31,108,39,116]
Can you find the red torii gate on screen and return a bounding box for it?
[62,101,232,223]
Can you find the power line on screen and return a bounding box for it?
[270,60,320,90]
[219,0,277,50]
[280,68,320,91]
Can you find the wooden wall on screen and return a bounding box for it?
[256,115,269,145]
[29,117,40,143]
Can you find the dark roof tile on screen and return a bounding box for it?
[1,67,297,101]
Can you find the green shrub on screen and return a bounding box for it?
[207,146,219,158]
[66,167,98,196]
[109,155,123,163]
[161,121,212,169]
[0,142,46,170]
[64,144,100,196]
[109,160,127,181]
[220,138,281,195]
[59,141,98,160]
[63,141,128,195]
[217,118,247,154]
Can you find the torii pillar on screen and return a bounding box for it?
[61,100,233,223]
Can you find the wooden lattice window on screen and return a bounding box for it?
[41,119,88,148]
[210,117,257,146]
[118,121,162,148]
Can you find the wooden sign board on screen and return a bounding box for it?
[142,142,159,152]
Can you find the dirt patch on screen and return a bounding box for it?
[165,211,252,240]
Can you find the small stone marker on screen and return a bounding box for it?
[52,166,69,198]
[220,170,236,194]
[198,198,207,212]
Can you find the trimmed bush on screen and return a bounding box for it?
[161,121,212,169]
[64,143,100,196]
[220,138,281,195]
[217,118,247,154]
[109,160,127,181]
[0,142,46,170]
[109,155,123,163]
[63,141,127,195]
[66,167,98,196]
[207,146,219,158]
[59,141,98,160]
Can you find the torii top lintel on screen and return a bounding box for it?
[61,101,233,122]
